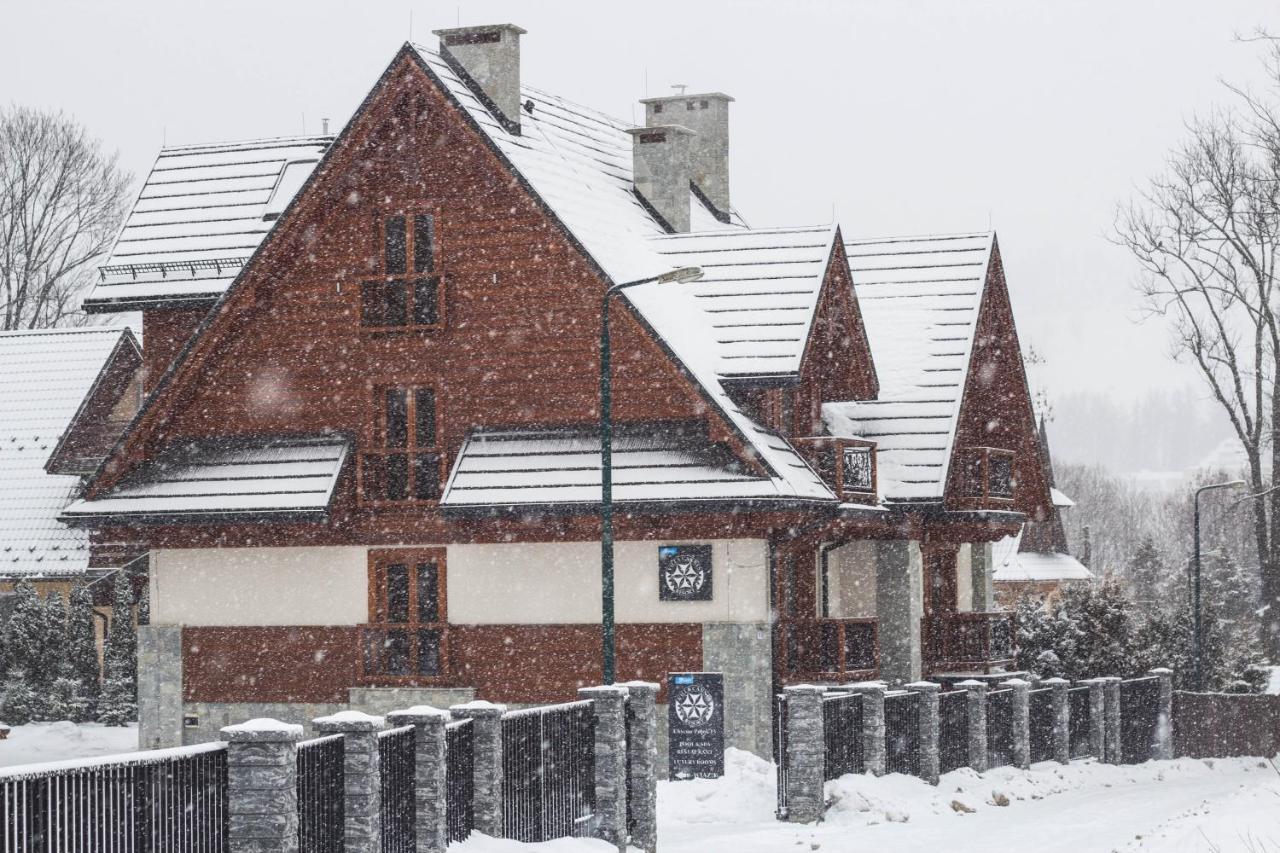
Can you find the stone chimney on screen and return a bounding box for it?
[626,125,695,233]
[433,24,526,134]
[640,93,733,220]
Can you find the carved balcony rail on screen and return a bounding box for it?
[359,623,449,683]
[922,611,1015,674]
[779,618,879,682]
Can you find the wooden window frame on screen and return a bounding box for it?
[358,384,445,506]
[790,436,878,503]
[360,212,445,333]
[835,438,877,502]
[361,548,450,685]
[957,446,1017,503]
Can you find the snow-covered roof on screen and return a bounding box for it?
[1051,487,1074,508]
[824,232,994,502]
[993,532,1094,583]
[0,328,133,576]
[84,136,331,310]
[62,436,348,522]
[442,424,826,508]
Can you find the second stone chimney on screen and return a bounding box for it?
[626,125,695,233]
[433,23,526,134]
[640,93,733,220]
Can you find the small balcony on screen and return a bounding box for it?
[922,611,1015,674]
[779,618,879,683]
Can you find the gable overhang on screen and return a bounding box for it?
[45,329,142,475]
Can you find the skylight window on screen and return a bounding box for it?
[262,159,319,222]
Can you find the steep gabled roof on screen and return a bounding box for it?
[84,136,331,311]
[0,327,135,576]
[824,232,993,501]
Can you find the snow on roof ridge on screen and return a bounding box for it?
[844,229,993,246]
[157,134,334,155]
[650,223,836,241]
[0,326,125,339]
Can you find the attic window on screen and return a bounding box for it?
[842,446,873,493]
[959,447,1016,500]
[262,159,319,222]
[362,214,442,331]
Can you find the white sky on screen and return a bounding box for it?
[4,0,1279,403]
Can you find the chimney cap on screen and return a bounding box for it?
[625,124,697,139]
[639,92,734,106]
[433,23,527,41]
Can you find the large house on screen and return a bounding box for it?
[63,24,1052,755]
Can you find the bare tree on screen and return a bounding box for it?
[0,105,132,330]
[1114,40,1280,658]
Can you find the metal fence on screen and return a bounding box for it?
[1068,686,1092,758]
[884,691,920,776]
[501,700,595,843]
[378,725,416,853]
[1119,676,1161,764]
[1028,687,1054,763]
[774,694,790,817]
[0,742,228,853]
[297,734,345,853]
[822,691,864,780]
[938,690,969,774]
[445,719,474,843]
[986,688,1014,769]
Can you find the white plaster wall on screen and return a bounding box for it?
[825,541,876,618]
[446,539,768,624]
[150,547,368,626]
[956,543,975,612]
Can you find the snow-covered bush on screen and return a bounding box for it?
[66,582,101,715]
[0,669,38,726]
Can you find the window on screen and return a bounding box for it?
[364,549,447,679]
[958,447,1016,500]
[988,450,1015,498]
[842,446,874,493]
[361,387,441,502]
[361,214,441,330]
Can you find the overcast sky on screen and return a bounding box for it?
[5,0,1279,408]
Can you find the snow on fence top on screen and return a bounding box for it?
[0,740,225,782]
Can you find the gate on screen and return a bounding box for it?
[822,691,864,780]
[378,725,416,853]
[1028,687,1054,763]
[1119,676,1161,764]
[501,700,595,842]
[938,690,969,773]
[883,691,920,776]
[986,688,1014,768]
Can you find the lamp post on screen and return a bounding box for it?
[1192,480,1245,691]
[599,266,703,685]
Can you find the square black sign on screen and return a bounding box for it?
[658,544,713,601]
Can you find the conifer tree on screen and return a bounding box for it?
[0,669,37,725]
[2,579,59,687]
[65,582,101,715]
[1126,537,1164,609]
[98,571,137,725]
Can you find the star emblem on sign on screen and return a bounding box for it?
[666,555,705,594]
[674,685,715,727]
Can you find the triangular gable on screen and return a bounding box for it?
[1019,419,1070,552]
[797,231,878,402]
[46,330,142,475]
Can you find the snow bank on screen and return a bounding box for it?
[0,721,137,768]
[450,833,631,852]
[658,748,777,826]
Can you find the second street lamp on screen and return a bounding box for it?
[599,266,703,685]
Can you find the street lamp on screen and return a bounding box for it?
[599,266,703,685]
[1192,480,1245,691]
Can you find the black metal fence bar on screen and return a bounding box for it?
[445,719,475,843]
[821,692,864,781]
[297,733,345,853]
[1119,676,1161,764]
[501,700,596,844]
[775,694,790,816]
[1068,686,1092,759]
[938,690,969,774]
[883,691,921,777]
[379,725,416,853]
[0,742,227,853]
[986,688,1015,769]
[1028,688,1055,764]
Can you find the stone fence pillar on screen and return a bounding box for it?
[1001,679,1031,770]
[905,682,941,785]
[1148,668,1174,761]
[386,706,450,853]
[851,682,887,777]
[1043,677,1070,765]
[781,685,824,823]
[620,682,659,853]
[1081,678,1107,761]
[1102,677,1122,764]
[448,701,505,838]
[959,680,988,772]
[579,685,629,850]
[221,718,303,853]
[313,710,387,853]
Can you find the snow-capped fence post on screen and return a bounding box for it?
[905,681,941,784]
[620,681,659,853]
[448,701,505,838]
[386,706,450,853]
[851,682,887,776]
[1148,668,1174,761]
[1043,677,1071,764]
[579,685,630,850]
[220,717,303,853]
[1082,678,1107,759]
[959,680,988,772]
[313,710,387,853]
[1001,678,1031,770]
[781,685,824,823]
[1102,677,1122,764]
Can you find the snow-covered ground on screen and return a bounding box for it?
[0,721,137,768]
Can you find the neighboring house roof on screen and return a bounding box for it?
[0,328,135,576]
[62,436,349,523]
[823,232,994,501]
[83,136,332,311]
[993,530,1094,583]
[442,424,816,509]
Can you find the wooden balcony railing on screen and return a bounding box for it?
[359,623,449,683]
[922,611,1015,674]
[779,618,879,682]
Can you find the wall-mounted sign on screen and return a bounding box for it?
[668,672,725,779]
[658,544,713,601]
